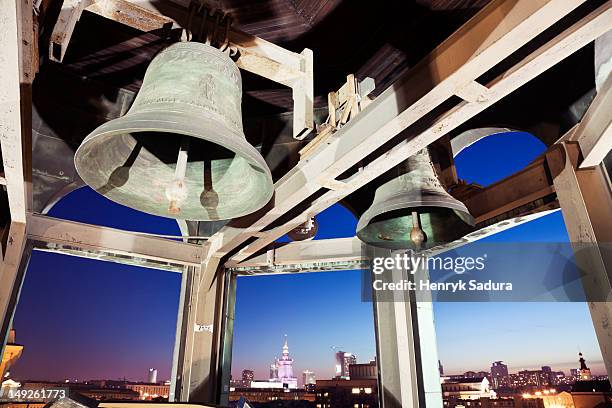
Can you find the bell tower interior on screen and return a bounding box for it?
[0,0,611,407]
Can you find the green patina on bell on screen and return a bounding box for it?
[356,148,475,250]
[74,42,273,221]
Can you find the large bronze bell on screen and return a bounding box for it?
[356,148,474,250]
[74,42,274,221]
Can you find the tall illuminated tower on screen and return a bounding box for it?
[577,352,592,380]
[147,368,158,383]
[276,335,298,388]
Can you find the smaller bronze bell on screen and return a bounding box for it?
[356,148,474,250]
[287,217,318,241]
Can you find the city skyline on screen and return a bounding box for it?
[438,354,608,378]
[229,334,607,385]
[8,132,608,385]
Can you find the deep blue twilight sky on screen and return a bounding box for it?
[10,132,604,383]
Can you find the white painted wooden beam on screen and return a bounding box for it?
[233,44,314,138]
[549,142,612,378]
[49,0,92,62]
[576,73,612,168]
[0,222,27,353]
[454,80,490,103]
[26,213,204,267]
[0,0,31,224]
[291,48,314,139]
[85,0,174,33]
[230,237,364,269]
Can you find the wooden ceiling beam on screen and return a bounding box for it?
[26,213,204,267]
[574,73,612,168]
[0,0,34,224]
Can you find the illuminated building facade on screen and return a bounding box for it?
[275,336,298,388]
[316,378,378,408]
[521,390,575,408]
[577,353,592,381]
[349,360,377,379]
[491,361,509,389]
[248,336,298,390]
[335,351,357,379]
[249,381,288,389]
[80,388,140,401]
[303,370,316,386]
[509,370,553,388]
[229,387,315,403]
[441,377,496,401]
[242,369,254,387]
[124,383,170,400]
[147,368,157,384]
[0,330,23,381]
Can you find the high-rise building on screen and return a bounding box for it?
[541,365,553,384]
[515,369,552,387]
[490,361,508,389]
[276,335,298,388]
[147,368,157,384]
[303,370,316,393]
[438,360,444,376]
[249,336,298,390]
[242,369,254,387]
[335,351,357,379]
[303,370,316,386]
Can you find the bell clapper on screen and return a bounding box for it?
[410,211,426,249]
[166,137,191,214]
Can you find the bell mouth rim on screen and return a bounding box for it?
[356,207,474,250]
[74,111,274,221]
[356,196,475,233]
